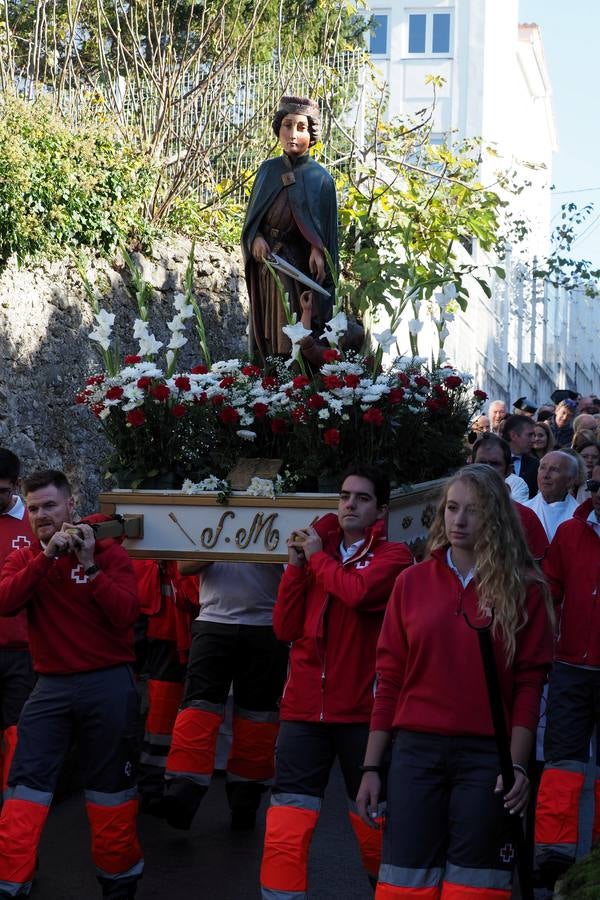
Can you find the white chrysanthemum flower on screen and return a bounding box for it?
[212,359,241,374]
[318,409,330,420]
[246,477,276,499]
[237,430,256,442]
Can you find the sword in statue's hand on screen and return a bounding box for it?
[266,253,331,298]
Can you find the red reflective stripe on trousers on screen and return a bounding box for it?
[86,798,142,875]
[0,797,49,884]
[165,707,222,776]
[535,767,585,846]
[441,883,510,899]
[348,810,383,877]
[146,680,184,735]
[260,804,319,892]
[228,715,278,782]
[376,884,440,899]
[1,725,18,792]
[593,778,600,846]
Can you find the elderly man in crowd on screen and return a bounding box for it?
[524,450,579,541]
[488,400,507,435]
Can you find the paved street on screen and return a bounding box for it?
[34,767,373,900]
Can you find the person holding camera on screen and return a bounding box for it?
[0,470,142,900]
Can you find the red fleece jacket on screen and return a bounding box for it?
[0,537,138,674]
[274,514,413,723]
[0,502,34,648]
[543,499,600,666]
[371,548,553,736]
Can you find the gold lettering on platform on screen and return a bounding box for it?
[200,511,235,548]
[235,513,280,551]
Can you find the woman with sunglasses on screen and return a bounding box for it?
[357,464,553,899]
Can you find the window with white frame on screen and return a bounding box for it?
[407,9,453,56]
[368,11,390,56]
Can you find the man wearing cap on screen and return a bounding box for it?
[535,465,600,890]
[241,95,338,364]
[513,396,537,417]
[501,413,539,499]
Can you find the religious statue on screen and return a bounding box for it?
[241,96,339,363]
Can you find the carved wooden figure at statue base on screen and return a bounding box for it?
[241,95,339,363]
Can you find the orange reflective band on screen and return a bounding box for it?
[0,797,49,884]
[86,798,142,876]
[593,779,600,846]
[1,725,18,793]
[535,767,585,845]
[165,707,222,776]
[376,884,440,899]
[146,680,184,735]
[441,884,509,899]
[228,716,278,782]
[348,810,383,877]
[260,804,319,892]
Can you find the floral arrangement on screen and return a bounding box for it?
[76,246,487,491]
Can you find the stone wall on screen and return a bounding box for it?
[0,236,249,512]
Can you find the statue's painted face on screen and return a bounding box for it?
[278,114,310,157]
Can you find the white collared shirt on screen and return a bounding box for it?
[340,538,365,563]
[587,508,600,538]
[2,495,25,521]
[446,547,475,588]
[524,492,578,541]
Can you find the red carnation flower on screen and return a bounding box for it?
[137,376,151,390]
[174,376,191,391]
[270,417,287,434]
[474,389,488,401]
[127,409,145,427]
[75,392,86,405]
[124,355,141,365]
[261,376,278,390]
[92,403,104,417]
[86,374,104,386]
[242,364,261,377]
[291,405,307,423]
[219,376,235,389]
[323,348,341,363]
[344,374,360,389]
[218,406,240,425]
[323,428,341,446]
[190,364,209,374]
[105,386,124,400]
[323,375,342,390]
[363,408,384,426]
[171,404,187,418]
[292,375,310,389]
[253,402,268,419]
[414,376,430,388]
[398,373,410,387]
[425,399,445,413]
[308,393,327,410]
[211,393,225,406]
[444,375,463,389]
[194,392,207,405]
[388,388,405,404]
[150,384,170,402]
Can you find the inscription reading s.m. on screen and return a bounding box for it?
[200,511,280,551]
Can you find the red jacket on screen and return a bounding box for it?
[515,501,549,561]
[371,548,553,736]
[543,499,600,666]
[0,537,138,674]
[274,514,413,723]
[133,559,199,662]
[0,500,34,648]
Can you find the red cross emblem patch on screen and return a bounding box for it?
[71,565,88,585]
[11,535,31,550]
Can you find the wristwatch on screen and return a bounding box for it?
[84,564,100,577]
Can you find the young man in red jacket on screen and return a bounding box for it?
[0,449,35,799]
[0,470,142,900]
[260,464,413,900]
[535,464,600,890]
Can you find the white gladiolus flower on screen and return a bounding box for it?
[439,325,450,340]
[167,315,187,333]
[167,332,188,350]
[138,333,163,356]
[373,328,397,353]
[282,321,312,367]
[441,310,455,322]
[88,329,111,351]
[173,293,194,318]
[133,318,149,339]
[408,319,424,335]
[320,311,348,347]
[95,309,115,330]
[88,309,115,350]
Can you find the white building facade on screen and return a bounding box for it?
[362,0,599,403]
